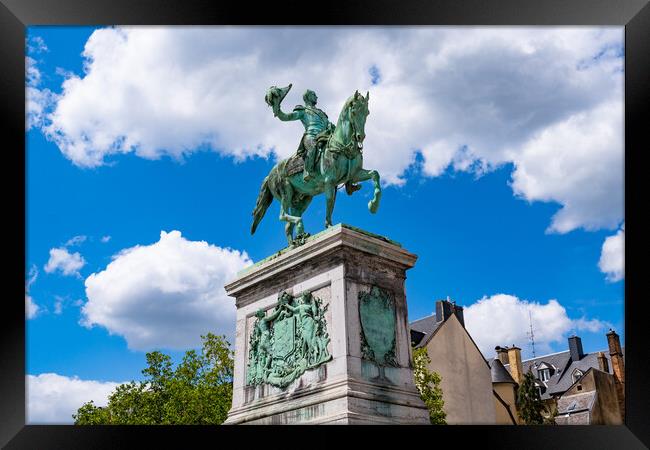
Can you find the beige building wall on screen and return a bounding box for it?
[558,369,622,425]
[493,383,520,424]
[425,314,496,424]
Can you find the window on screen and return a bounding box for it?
[572,369,583,383]
[537,362,552,382]
[539,368,550,382]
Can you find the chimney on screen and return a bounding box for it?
[597,351,609,373]
[507,345,523,385]
[606,329,625,420]
[435,298,465,327]
[495,346,510,365]
[568,335,585,361]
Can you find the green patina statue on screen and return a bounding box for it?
[251,84,381,246]
[246,291,331,388]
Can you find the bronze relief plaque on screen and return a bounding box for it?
[359,285,399,367]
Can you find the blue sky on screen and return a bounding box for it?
[25,26,624,423]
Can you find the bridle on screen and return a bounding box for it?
[328,99,366,159]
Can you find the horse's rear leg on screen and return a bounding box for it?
[291,196,312,236]
[278,187,303,245]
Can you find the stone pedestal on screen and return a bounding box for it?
[224,224,429,424]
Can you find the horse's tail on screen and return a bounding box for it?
[251,175,273,235]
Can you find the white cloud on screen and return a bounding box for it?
[25,265,40,319]
[26,85,56,131]
[37,27,622,233]
[599,224,625,282]
[27,373,121,424]
[64,235,87,247]
[54,296,65,315]
[572,316,612,333]
[26,295,40,319]
[101,235,111,243]
[44,247,86,277]
[81,230,251,351]
[26,56,41,86]
[510,100,623,233]
[463,293,609,358]
[26,40,56,131]
[27,35,48,54]
[27,264,39,286]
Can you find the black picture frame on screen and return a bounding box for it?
[2,0,648,447]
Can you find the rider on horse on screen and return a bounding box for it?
[268,85,361,193]
[271,88,332,182]
[255,85,377,245]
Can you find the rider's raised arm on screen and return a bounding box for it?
[273,104,303,122]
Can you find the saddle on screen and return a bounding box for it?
[284,128,333,178]
[284,154,305,177]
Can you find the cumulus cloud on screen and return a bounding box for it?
[44,247,86,277]
[464,293,610,358]
[27,373,121,424]
[36,27,623,233]
[101,235,111,243]
[81,230,251,351]
[511,100,624,233]
[599,224,625,282]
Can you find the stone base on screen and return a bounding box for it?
[224,224,429,425]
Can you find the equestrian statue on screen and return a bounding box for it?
[251,84,381,246]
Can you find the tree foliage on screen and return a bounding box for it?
[516,370,546,425]
[412,347,446,424]
[73,333,234,425]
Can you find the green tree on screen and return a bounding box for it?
[412,347,446,424]
[73,333,234,425]
[516,370,546,425]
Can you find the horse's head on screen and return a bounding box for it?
[341,90,370,151]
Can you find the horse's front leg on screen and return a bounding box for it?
[324,182,337,228]
[351,168,381,213]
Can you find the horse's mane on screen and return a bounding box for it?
[336,93,361,127]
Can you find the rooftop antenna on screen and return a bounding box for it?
[527,310,536,358]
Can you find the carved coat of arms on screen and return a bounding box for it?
[272,316,296,359]
[246,291,331,388]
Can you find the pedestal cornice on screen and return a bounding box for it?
[225,224,417,299]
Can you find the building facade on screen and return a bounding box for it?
[491,331,625,425]
[410,300,497,424]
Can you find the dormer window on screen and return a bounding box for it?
[537,362,551,382]
[572,369,583,383]
[539,368,550,381]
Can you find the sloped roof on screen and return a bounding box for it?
[490,358,517,384]
[409,313,492,371]
[490,347,624,400]
[556,390,597,415]
[547,354,606,396]
[409,314,442,349]
[410,313,439,334]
